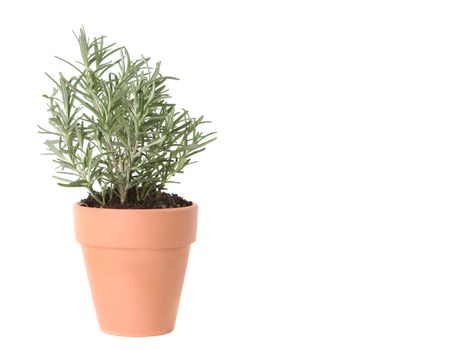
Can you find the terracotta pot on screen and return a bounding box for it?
[73,203,198,336]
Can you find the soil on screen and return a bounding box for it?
[80,189,192,209]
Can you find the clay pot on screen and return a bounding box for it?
[73,203,198,336]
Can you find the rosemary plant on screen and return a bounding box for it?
[39,28,215,206]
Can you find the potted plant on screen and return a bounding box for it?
[39,28,215,336]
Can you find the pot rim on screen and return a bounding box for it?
[74,202,198,249]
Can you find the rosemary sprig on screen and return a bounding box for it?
[40,28,216,205]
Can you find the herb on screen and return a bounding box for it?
[39,28,215,205]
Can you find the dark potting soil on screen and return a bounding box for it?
[80,190,192,209]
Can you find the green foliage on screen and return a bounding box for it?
[39,28,215,205]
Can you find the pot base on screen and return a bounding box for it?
[100,327,174,337]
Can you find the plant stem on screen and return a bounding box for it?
[88,187,104,205]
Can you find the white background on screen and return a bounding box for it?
[0,0,470,349]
